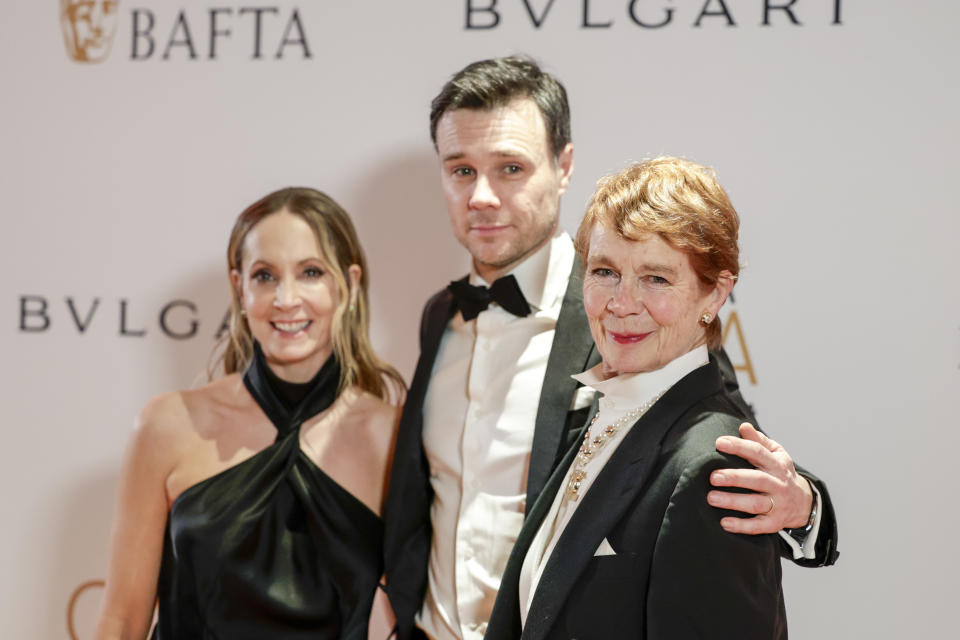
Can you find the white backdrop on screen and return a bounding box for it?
[3,1,959,637]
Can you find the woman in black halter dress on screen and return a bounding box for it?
[95,188,404,640]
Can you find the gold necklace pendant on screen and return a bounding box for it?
[564,392,665,502]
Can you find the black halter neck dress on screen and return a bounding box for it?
[151,344,383,639]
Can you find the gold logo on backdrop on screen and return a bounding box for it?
[67,579,104,640]
[722,310,757,385]
[60,0,120,63]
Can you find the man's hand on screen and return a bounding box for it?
[708,423,813,534]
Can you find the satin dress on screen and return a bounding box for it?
[151,345,384,639]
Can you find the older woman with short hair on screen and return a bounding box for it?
[486,157,786,640]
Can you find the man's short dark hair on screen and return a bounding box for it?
[429,56,572,158]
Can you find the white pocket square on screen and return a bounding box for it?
[594,537,616,557]
[570,386,597,411]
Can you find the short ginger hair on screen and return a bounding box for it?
[575,157,741,348]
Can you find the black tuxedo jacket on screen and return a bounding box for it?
[383,262,600,639]
[485,356,787,640]
[383,263,838,639]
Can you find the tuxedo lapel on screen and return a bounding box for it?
[383,288,456,635]
[393,288,456,480]
[526,259,598,513]
[409,289,457,412]
[521,361,725,640]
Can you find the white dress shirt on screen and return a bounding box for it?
[518,346,710,624]
[417,233,579,640]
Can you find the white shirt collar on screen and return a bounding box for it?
[572,345,710,410]
[470,232,573,313]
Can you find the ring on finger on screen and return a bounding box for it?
[761,495,775,515]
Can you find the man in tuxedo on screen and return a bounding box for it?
[383,56,837,640]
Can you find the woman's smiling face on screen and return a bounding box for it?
[232,209,341,382]
[583,224,724,379]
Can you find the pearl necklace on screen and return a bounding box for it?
[565,391,665,502]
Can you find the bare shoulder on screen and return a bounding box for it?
[352,389,400,424]
[134,390,191,451]
[338,387,400,452]
[138,390,189,430]
[331,387,400,465]
[133,374,245,456]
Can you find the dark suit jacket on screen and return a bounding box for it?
[383,262,600,639]
[485,357,787,640]
[383,262,838,639]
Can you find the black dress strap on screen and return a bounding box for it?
[242,341,341,439]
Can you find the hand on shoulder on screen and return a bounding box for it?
[709,423,814,534]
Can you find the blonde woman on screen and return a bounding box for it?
[96,188,403,640]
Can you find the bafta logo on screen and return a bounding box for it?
[67,579,105,640]
[60,0,119,63]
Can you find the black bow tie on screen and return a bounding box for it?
[447,274,532,321]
